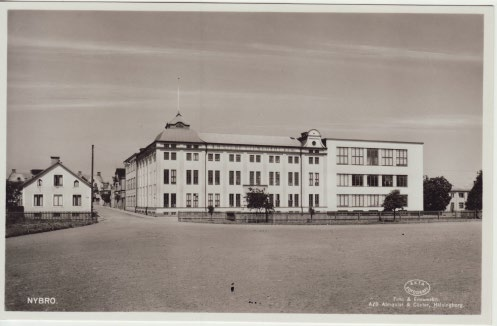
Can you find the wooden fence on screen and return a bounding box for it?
[6,211,97,225]
[178,210,481,225]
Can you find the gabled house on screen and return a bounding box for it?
[22,156,91,214]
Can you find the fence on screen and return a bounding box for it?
[178,210,482,225]
[6,211,97,225]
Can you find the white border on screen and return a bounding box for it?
[0,2,494,325]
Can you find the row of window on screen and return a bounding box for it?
[337,174,408,187]
[163,152,321,164]
[337,148,407,166]
[33,194,82,207]
[337,194,408,207]
[35,176,80,188]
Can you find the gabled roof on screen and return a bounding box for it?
[155,128,205,143]
[23,162,92,189]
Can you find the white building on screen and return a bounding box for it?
[124,113,423,215]
[446,189,470,211]
[22,156,92,214]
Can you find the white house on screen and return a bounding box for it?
[445,188,470,211]
[22,156,92,215]
[123,112,424,216]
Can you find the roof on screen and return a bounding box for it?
[115,168,125,179]
[451,188,470,192]
[166,112,190,128]
[199,133,302,147]
[7,171,32,182]
[325,138,424,145]
[23,162,91,188]
[155,128,205,143]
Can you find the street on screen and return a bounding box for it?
[5,206,481,314]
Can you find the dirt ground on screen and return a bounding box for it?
[5,206,481,314]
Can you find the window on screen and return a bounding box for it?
[256,172,261,185]
[53,194,63,206]
[275,156,280,163]
[186,145,192,149]
[352,195,364,207]
[236,171,241,185]
[164,169,170,184]
[367,175,379,187]
[193,153,199,161]
[215,154,220,162]
[381,149,393,166]
[193,193,199,208]
[275,172,280,186]
[351,148,364,165]
[337,147,348,165]
[250,155,255,162]
[315,157,319,164]
[229,171,235,185]
[289,156,293,164]
[367,149,379,166]
[236,194,241,207]
[74,180,79,187]
[37,179,42,186]
[459,192,465,198]
[288,172,293,186]
[352,174,364,186]
[295,156,300,164]
[186,153,192,161]
[186,193,192,207]
[366,195,380,207]
[309,194,313,207]
[337,174,349,186]
[229,194,234,207]
[294,194,299,207]
[171,170,176,184]
[171,152,177,160]
[236,154,241,162]
[314,173,319,186]
[208,153,213,161]
[34,194,43,206]
[459,202,464,209]
[194,170,199,185]
[164,152,170,160]
[215,170,220,185]
[382,175,393,187]
[208,170,213,185]
[208,193,213,206]
[163,194,169,208]
[315,194,319,207]
[269,156,274,163]
[396,149,408,166]
[215,194,220,207]
[269,172,274,186]
[397,175,408,187]
[229,154,234,162]
[171,193,176,208]
[309,173,313,186]
[186,170,192,185]
[337,195,349,207]
[288,194,293,207]
[249,171,255,185]
[256,155,261,163]
[171,144,177,149]
[54,175,63,186]
[273,194,279,207]
[294,172,299,186]
[401,195,408,207]
[309,157,313,164]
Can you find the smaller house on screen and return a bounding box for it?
[446,188,470,212]
[111,168,126,209]
[22,156,92,215]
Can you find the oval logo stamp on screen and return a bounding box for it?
[404,279,431,296]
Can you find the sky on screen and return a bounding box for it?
[6,10,484,188]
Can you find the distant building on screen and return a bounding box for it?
[7,169,43,183]
[22,156,91,214]
[446,188,470,211]
[111,168,126,209]
[123,112,424,216]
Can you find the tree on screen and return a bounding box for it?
[466,170,482,211]
[423,176,452,211]
[382,189,407,221]
[100,191,111,206]
[6,181,23,209]
[208,205,215,219]
[244,188,274,222]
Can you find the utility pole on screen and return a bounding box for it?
[91,144,94,219]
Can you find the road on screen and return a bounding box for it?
[5,206,482,313]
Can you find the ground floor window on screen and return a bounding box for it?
[337,194,349,207]
[215,194,220,207]
[53,194,63,206]
[208,193,213,207]
[352,195,364,207]
[72,195,82,206]
[34,194,43,206]
[236,194,241,207]
[193,193,199,208]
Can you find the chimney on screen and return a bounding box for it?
[78,171,82,177]
[50,156,60,165]
[12,169,16,173]
[97,172,101,176]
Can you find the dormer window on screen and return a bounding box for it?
[37,179,42,186]
[74,180,79,188]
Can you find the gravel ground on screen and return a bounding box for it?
[5,206,481,314]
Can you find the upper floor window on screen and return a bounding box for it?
[250,155,255,163]
[397,175,408,187]
[208,153,213,161]
[352,174,364,186]
[236,154,241,162]
[275,156,280,163]
[382,175,393,187]
[396,149,408,166]
[193,153,199,161]
[186,153,192,161]
[459,192,465,198]
[381,149,393,166]
[256,155,261,163]
[314,157,319,165]
[229,154,235,162]
[215,154,220,162]
[53,194,63,206]
[367,175,379,187]
[351,148,363,165]
[164,152,170,160]
[288,156,293,164]
[74,180,79,187]
[54,175,63,187]
[269,155,274,163]
[337,147,348,165]
[37,179,42,186]
[367,149,379,166]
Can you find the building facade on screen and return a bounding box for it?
[22,156,92,214]
[445,189,470,211]
[124,113,423,215]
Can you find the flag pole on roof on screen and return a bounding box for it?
[177,76,180,116]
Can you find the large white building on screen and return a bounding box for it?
[124,113,423,216]
[22,156,92,214]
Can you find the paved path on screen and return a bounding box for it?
[5,206,482,314]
